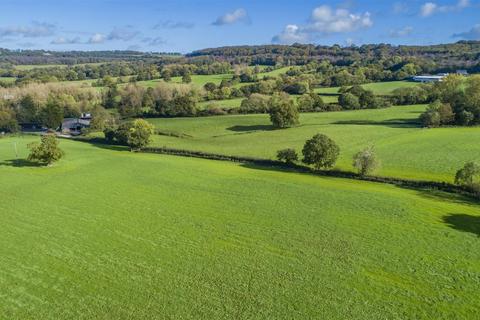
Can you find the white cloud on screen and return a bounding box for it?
[452,24,480,40]
[307,5,373,34]
[0,21,55,38]
[390,26,414,38]
[51,36,82,45]
[272,5,373,44]
[272,25,308,44]
[88,33,106,44]
[421,0,470,17]
[421,2,438,16]
[212,9,248,26]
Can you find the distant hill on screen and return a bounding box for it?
[0,49,181,66]
[187,41,480,72]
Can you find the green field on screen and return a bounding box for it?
[198,98,244,110]
[1,136,479,319]
[256,66,290,78]
[171,74,233,86]
[0,77,16,83]
[315,81,421,95]
[147,105,480,182]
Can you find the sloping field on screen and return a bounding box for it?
[148,105,480,182]
[0,136,479,319]
[315,80,421,95]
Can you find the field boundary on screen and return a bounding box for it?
[139,146,479,199]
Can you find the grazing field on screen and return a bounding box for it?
[0,77,16,83]
[171,74,233,86]
[256,66,290,78]
[148,105,480,182]
[198,98,243,110]
[315,80,421,95]
[0,136,479,319]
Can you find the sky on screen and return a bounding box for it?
[0,0,479,53]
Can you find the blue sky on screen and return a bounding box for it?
[0,0,478,53]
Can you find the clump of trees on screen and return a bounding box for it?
[297,93,326,112]
[420,100,454,127]
[27,133,64,165]
[455,162,480,192]
[302,134,339,170]
[353,146,380,176]
[277,148,298,164]
[419,75,480,127]
[0,83,102,132]
[268,93,299,129]
[104,119,154,150]
[338,85,391,110]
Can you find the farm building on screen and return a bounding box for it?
[412,74,448,83]
[61,113,91,135]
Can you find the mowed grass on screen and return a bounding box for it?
[148,105,480,182]
[0,136,479,319]
[315,80,421,95]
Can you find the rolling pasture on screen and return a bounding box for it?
[148,105,480,182]
[314,80,421,95]
[0,136,479,319]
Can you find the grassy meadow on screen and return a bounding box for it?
[0,135,479,319]
[0,77,16,83]
[315,80,421,95]
[198,98,244,110]
[147,105,480,182]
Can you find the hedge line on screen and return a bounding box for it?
[140,146,479,199]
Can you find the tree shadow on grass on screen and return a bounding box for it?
[71,138,131,152]
[414,189,480,207]
[333,118,420,128]
[0,159,42,168]
[443,214,480,237]
[227,125,274,132]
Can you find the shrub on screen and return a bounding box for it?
[298,93,325,112]
[302,134,340,170]
[353,146,380,176]
[125,119,155,150]
[0,108,19,133]
[27,134,64,165]
[338,92,361,110]
[277,148,298,164]
[103,126,117,143]
[239,94,270,114]
[420,100,454,127]
[455,162,480,191]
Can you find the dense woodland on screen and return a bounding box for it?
[189,41,480,72]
